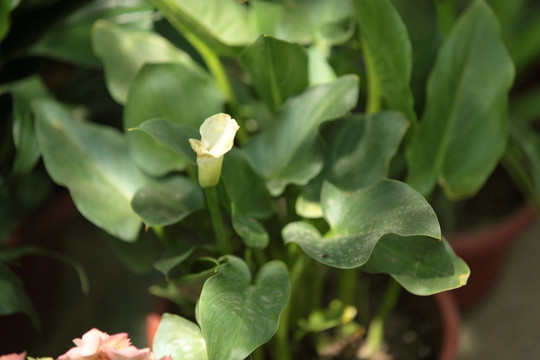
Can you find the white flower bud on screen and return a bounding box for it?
[189,113,239,187]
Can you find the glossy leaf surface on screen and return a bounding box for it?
[131,175,203,226]
[283,180,440,268]
[362,235,470,295]
[92,20,196,104]
[352,0,416,122]
[239,35,308,111]
[153,313,207,360]
[406,0,515,199]
[244,75,359,195]
[199,256,290,360]
[34,99,148,241]
[124,63,222,175]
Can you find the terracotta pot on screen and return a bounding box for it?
[145,292,461,359]
[450,204,537,309]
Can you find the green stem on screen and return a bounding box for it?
[204,186,231,254]
[434,0,456,38]
[363,279,402,357]
[362,38,381,114]
[337,269,358,306]
[275,245,308,360]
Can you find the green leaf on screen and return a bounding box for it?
[199,256,290,360]
[30,0,153,67]
[0,262,40,330]
[148,0,257,56]
[231,209,269,249]
[124,63,223,176]
[406,0,515,199]
[153,313,207,360]
[34,99,148,241]
[92,20,198,104]
[131,175,203,227]
[283,180,440,268]
[352,0,416,123]
[132,118,198,165]
[250,0,355,45]
[244,75,359,195]
[362,235,470,295]
[11,76,49,174]
[296,112,408,218]
[239,35,308,111]
[510,120,540,196]
[0,0,17,42]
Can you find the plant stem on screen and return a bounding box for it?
[362,38,381,114]
[337,268,358,306]
[434,0,456,38]
[275,245,308,360]
[363,278,402,357]
[204,186,231,254]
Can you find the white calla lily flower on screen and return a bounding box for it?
[189,113,239,187]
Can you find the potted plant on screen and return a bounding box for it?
[2,0,533,358]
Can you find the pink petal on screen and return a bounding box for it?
[0,351,27,360]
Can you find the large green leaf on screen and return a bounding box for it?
[124,63,223,176]
[198,256,290,360]
[239,35,308,111]
[11,76,49,174]
[0,262,40,330]
[250,0,355,45]
[352,0,416,123]
[92,20,197,104]
[362,235,470,295]
[153,313,207,360]
[131,175,203,227]
[244,75,359,195]
[148,0,257,56]
[34,99,148,241]
[406,0,515,199]
[30,0,153,67]
[283,180,440,268]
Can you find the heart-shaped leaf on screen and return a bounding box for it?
[283,180,440,268]
[362,235,470,295]
[124,63,222,176]
[198,256,290,360]
[352,0,416,123]
[244,75,359,195]
[148,0,257,56]
[406,0,515,199]
[92,20,198,104]
[239,35,308,111]
[153,313,207,360]
[34,99,148,241]
[131,175,203,227]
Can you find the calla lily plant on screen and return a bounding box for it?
[1,0,539,359]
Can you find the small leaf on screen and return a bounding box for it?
[244,75,359,195]
[0,262,40,330]
[92,20,198,104]
[231,209,269,249]
[199,256,290,360]
[283,180,440,268]
[352,0,416,123]
[131,175,203,227]
[406,0,515,199]
[362,235,470,295]
[124,63,222,176]
[34,99,148,241]
[153,313,207,360]
[239,35,308,111]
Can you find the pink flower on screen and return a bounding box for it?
[58,329,153,360]
[0,352,27,360]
